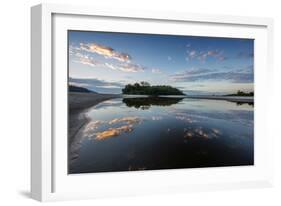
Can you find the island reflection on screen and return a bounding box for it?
[122,97,184,109]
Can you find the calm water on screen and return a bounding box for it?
[69,97,254,174]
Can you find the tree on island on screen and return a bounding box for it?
[226,90,254,96]
[122,82,184,95]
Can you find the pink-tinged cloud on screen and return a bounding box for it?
[80,43,132,63]
[71,43,145,72]
[71,50,144,72]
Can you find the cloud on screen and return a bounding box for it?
[171,67,253,83]
[118,63,145,72]
[70,50,102,67]
[218,56,227,61]
[105,63,145,73]
[187,50,197,60]
[186,49,227,62]
[235,65,253,73]
[69,82,91,88]
[80,43,132,63]
[178,68,212,76]
[74,55,101,67]
[237,51,254,59]
[72,54,144,73]
[174,71,253,83]
[104,62,118,71]
[151,68,162,74]
[167,56,172,61]
[69,45,81,55]
[70,44,144,73]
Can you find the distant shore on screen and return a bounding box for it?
[184,95,254,103]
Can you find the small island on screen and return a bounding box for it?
[122,81,184,95]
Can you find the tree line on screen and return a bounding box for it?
[226,90,254,96]
[122,82,184,95]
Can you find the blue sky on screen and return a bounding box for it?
[69,31,254,95]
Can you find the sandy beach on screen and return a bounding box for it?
[69,92,121,110]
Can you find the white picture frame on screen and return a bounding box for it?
[31,3,274,202]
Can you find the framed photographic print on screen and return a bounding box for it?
[31,3,274,201]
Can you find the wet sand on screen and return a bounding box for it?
[69,92,121,110]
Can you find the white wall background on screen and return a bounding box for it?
[0,0,280,205]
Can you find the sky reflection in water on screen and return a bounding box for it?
[69,97,254,174]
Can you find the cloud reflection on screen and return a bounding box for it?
[109,116,142,125]
[151,116,163,121]
[183,127,221,140]
[95,124,134,140]
[81,116,142,141]
[175,115,197,123]
[83,120,105,138]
